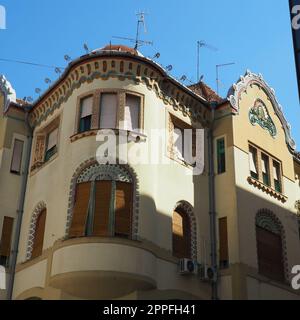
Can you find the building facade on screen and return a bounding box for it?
[0,45,300,300]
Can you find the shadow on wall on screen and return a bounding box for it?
[235,184,300,299]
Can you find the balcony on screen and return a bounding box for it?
[49,237,157,299]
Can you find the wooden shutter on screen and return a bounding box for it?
[69,182,91,238]
[93,181,112,236]
[124,94,140,131]
[99,93,118,129]
[256,226,284,281]
[219,217,229,265]
[32,134,46,168]
[115,182,133,238]
[172,210,191,259]
[11,139,24,174]
[0,217,14,258]
[31,210,46,259]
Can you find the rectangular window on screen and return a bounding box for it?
[219,217,229,269]
[273,161,282,193]
[261,153,270,186]
[124,94,140,131]
[45,128,58,162]
[217,138,226,174]
[99,93,118,129]
[10,139,24,174]
[0,217,14,267]
[79,96,93,133]
[249,146,258,180]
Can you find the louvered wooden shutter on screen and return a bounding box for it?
[115,182,133,238]
[31,210,46,259]
[256,226,284,281]
[32,134,46,168]
[219,217,229,266]
[0,217,14,258]
[93,181,112,236]
[69,182,91,238]
[172,210,191,259]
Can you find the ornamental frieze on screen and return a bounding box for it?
[29,58,209,127]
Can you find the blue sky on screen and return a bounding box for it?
[0,0,299,145]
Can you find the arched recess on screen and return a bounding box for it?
[255,209,288,282]
[65,158,139,240]
[26,201,47,260]
[172,201,197,260]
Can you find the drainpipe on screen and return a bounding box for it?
[208,101,218,300]
[7,108,33,300]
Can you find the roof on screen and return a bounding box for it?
[93,44,143,57]
[188,81,223,103]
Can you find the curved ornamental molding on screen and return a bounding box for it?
[255,209,289,281]
[0,75,16,112]
[26,201,47,260]
[227,70,296,151]
[174,200,198,260]
[28,56,210,128]
[249,99,277,137]
[66,159,139,240]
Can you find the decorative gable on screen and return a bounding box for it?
[227,70,296,151]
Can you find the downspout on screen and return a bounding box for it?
[208,101,218,300]
[7,108,33,300]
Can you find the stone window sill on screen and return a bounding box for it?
[247,176,287,203]
[70,129,147,143]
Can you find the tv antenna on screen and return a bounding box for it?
[216,62,235,95]
[197,40,218,82]
[113,12,153,50]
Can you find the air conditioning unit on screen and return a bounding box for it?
[178,259,198,275]
[199,264,216,282]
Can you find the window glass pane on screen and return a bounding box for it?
[100,93,117,129]
[79,116,91,133]
[273,161,281,192]
[217,138,226,174]
[11,139,24,173]
[261,154,270,186]
[249,146,258,179]
[124,94,140,131]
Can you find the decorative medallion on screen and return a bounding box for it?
[249,99,277,137]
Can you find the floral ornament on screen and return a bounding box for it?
[249,99,277,137]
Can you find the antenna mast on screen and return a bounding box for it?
[112,12,153,50]
[197,41,218,82]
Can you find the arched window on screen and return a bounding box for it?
[172,201,197,260]
[256,210,285,282]
[69,164,134,239]
[31,209,46,259]
[172,208,191,259]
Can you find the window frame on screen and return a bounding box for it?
[168,113,197,166]
[216,137,226,175]
[248,142,283,194]
[31,116,61,172]
[10,138,24,175]
[78,95,94,133]
[75,89,145,135]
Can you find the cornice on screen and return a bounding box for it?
[29,52,210,128]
